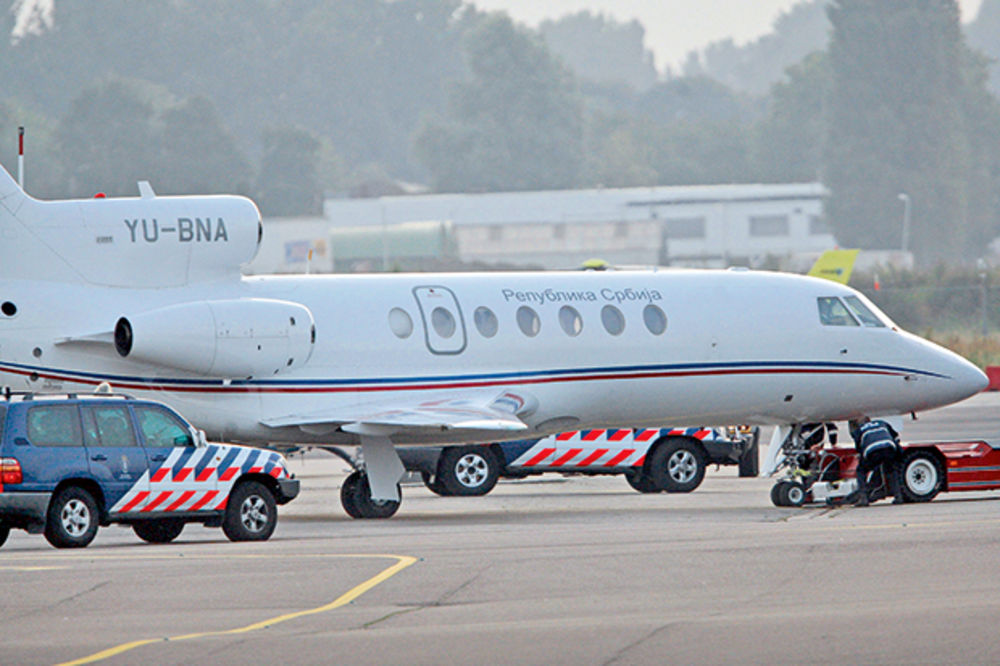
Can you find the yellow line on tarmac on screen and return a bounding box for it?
[55,553,418,666]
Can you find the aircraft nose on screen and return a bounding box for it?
[942,352,989,402]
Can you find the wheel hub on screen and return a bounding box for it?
[668,450,697,483]
[455,454,488,488]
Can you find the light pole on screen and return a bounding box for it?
[897,192,911,253]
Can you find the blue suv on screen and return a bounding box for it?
[0,391,299,548]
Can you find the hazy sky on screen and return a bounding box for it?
[474,0,986,71]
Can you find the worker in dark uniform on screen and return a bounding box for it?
[849,417,903,506]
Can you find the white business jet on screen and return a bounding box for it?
[0,164,987,517]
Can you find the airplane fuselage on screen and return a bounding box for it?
[0,269,984,446]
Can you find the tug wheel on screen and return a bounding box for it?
[899,450,943,503]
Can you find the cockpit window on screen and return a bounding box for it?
[817,297,859,326]
[843,295,886,327]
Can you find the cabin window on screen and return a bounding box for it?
[388,307,414,338]
[817,297,859,326]
[558,306,583,336]
[643,304,667,335]
[843,295,886,328]
[517,306,541,337]
[27,405,83,447]
[431,306,457,338]
[601,305,625,336]
[474,306,498,338]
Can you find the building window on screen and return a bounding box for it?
[809,215,830,235]
[665,217,705,239]
[749,215,789,237]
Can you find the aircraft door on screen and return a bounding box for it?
[413,286,467,355]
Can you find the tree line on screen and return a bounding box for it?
[2,0,1000,265]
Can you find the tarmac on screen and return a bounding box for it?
[4,392,1000,665]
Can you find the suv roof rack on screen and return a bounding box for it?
[1,387,135,402]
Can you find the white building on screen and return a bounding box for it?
[247,182,831,273]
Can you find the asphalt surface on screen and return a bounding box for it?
[4,392,1000,665]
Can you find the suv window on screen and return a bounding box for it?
[27,405,83,447]
[82,405,137,448]
[134,405,192,448]
[0,404,6,443]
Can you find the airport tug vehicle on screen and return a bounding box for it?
[768,423,1000,507]
[0,391,299,548]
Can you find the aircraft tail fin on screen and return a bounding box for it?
[807,249,859,285]
[0,161,30,215]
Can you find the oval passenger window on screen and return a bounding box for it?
[517,306,541,337]
[388,307,413,338]
[431,307,456,338]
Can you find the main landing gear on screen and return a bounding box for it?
[322,436,407,519]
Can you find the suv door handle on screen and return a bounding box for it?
[91,454,108,461]
[150,454,167,462]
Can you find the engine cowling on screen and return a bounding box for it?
[115,298,315,378]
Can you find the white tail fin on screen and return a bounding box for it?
[0,161,29,215]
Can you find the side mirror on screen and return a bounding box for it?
[193,428,208,448]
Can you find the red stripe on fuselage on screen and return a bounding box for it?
[0,365,912,396]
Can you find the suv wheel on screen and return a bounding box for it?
[45,486,99,548]
[0,524,9,548]
[133,519,185,544]
[438,446,500,496]
[649,438,706,493]
[223,481,277,541]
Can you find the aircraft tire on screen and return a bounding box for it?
[625,470,661,493]
[223,481,277,541]
[341,471,401,519]
[438,446,500,496]
[899,450,943,503]
[783,482,806,507]
[133,519,185,544]
[420,471,451,496]
[649,438,706,493]
[771,481,789,507]
[44,486,99,549]
[0,524,9,548]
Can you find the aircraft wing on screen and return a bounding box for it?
[259,389,533,437]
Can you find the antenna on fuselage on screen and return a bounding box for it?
[17,126,24,188]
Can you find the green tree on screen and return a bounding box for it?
[56,79,164,197]
[825,0,970,264]
[256,127,323,217]
[753,51,830,183]
[415,14,584,192]
[157,96,253,196]
[539,12,658,92]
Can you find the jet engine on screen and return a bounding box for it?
[114,298,316,378]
